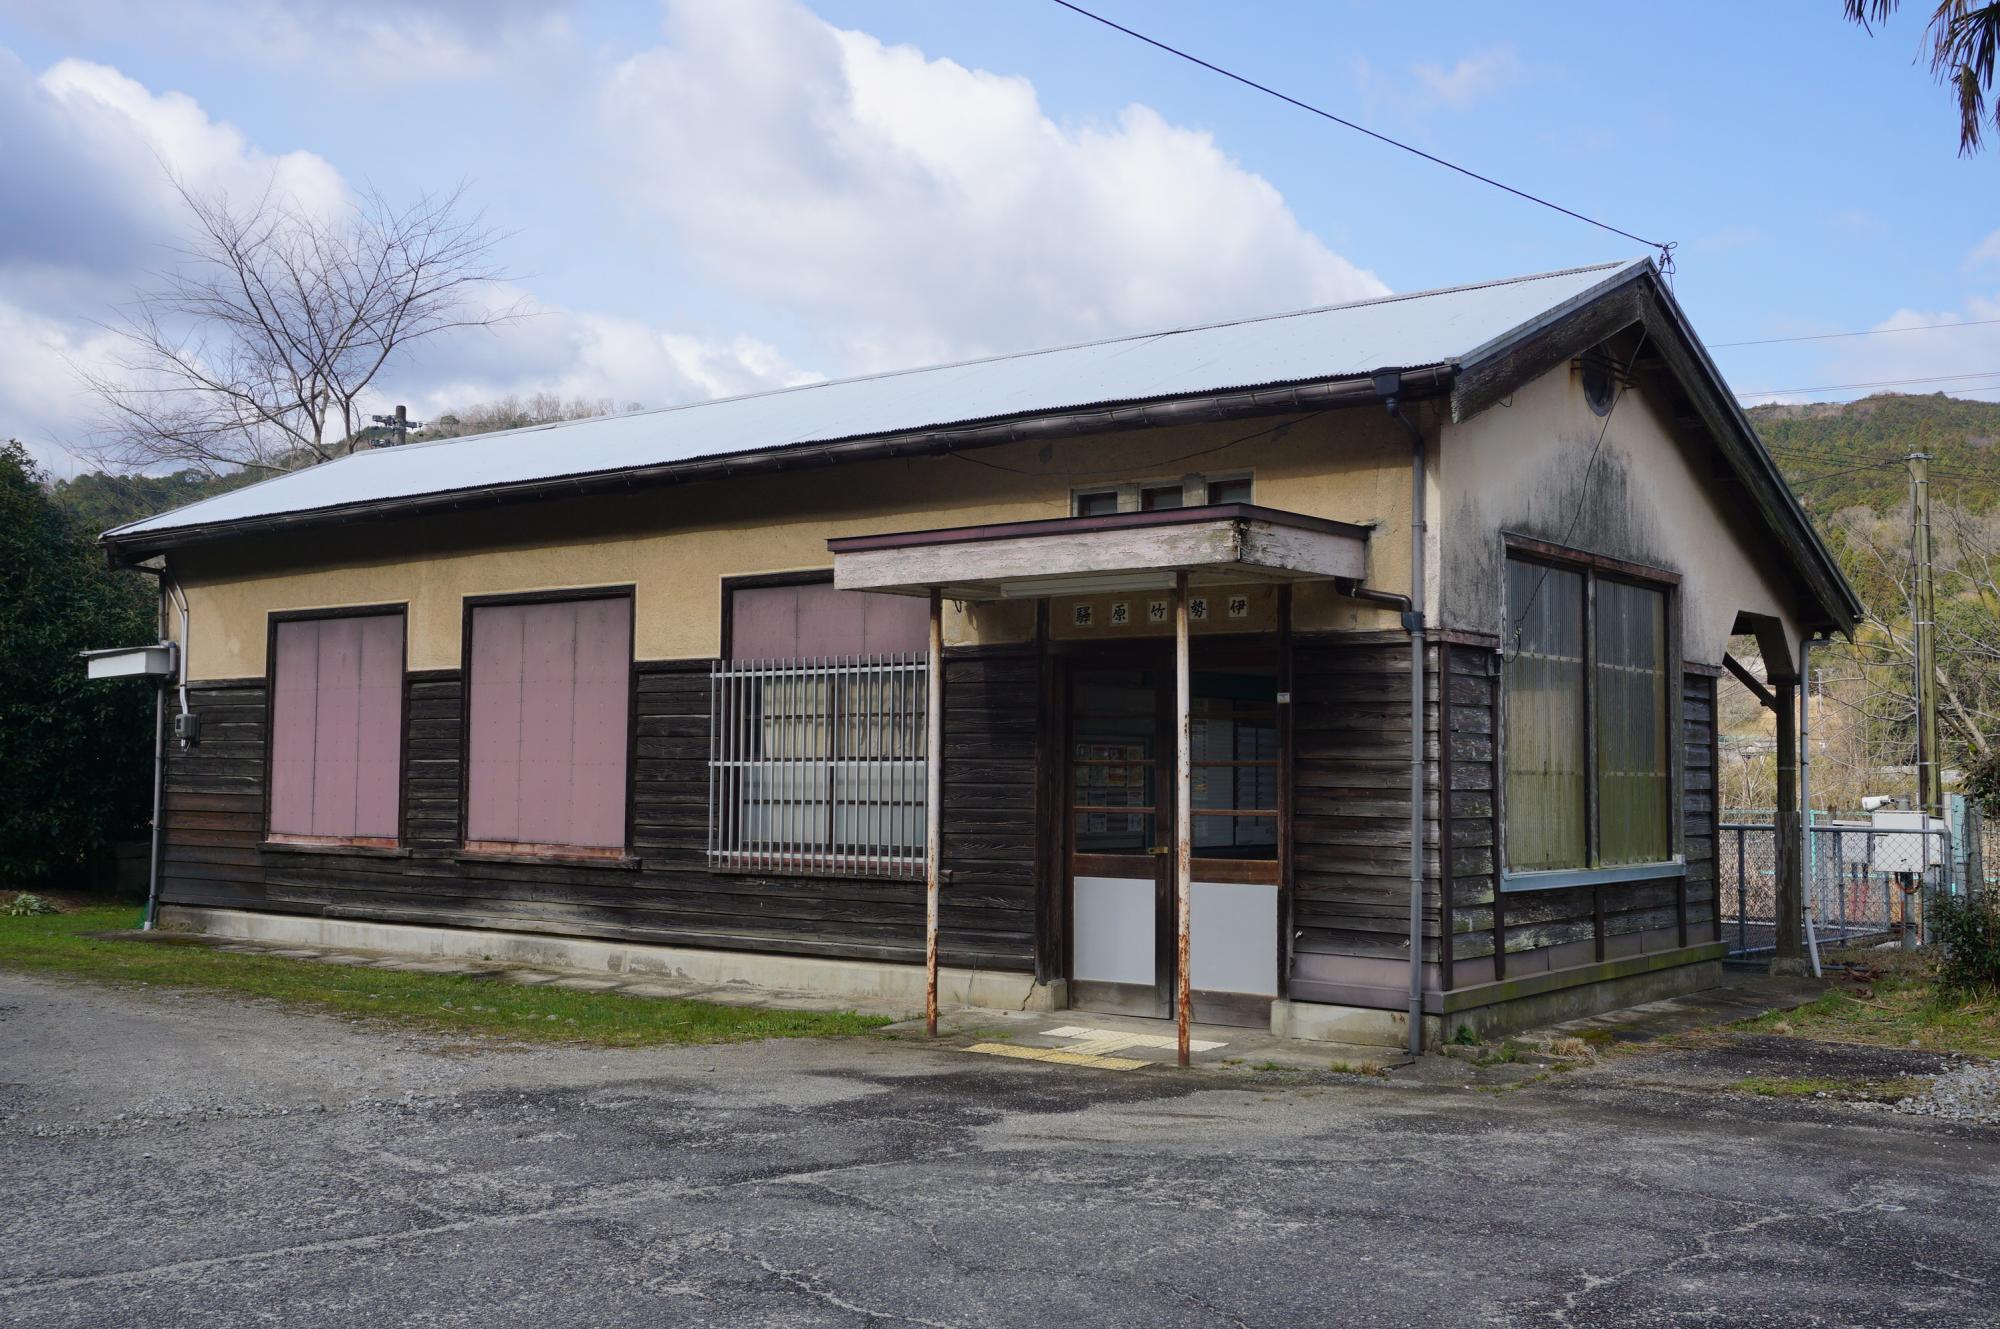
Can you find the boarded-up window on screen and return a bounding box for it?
[467,597,631,851]
[1503,556,1672,875]
[728,581,926,660]
[269,614,405,842]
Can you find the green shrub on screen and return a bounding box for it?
[1931,891,2000,993]
[4,893,57,917]
[0,442,156,888]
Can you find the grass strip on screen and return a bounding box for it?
[1738,951,2000,1061]
[0,904,890,1048]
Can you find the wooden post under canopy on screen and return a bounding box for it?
[925,589,943,1036]
[1174,570,1193,1068]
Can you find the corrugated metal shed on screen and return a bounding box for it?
[106,259,1646,542]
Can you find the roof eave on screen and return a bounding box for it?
[1452,261,1862,638]
[100,365,1455,562]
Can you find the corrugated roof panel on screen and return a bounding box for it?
[107,259,1645,540]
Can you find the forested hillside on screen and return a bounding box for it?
[1749,393,2000,514]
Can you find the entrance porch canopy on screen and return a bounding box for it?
[829,502,1374,1067]
[827,503,1371,601]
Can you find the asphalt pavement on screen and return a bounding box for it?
[2,970,1995,1328]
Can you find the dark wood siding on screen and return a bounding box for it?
[1445,643,1500,972]
[1443,656,1721,981]
[159,654,1039,971]
[1289,634,1441,966]
[1682,671,1720,943]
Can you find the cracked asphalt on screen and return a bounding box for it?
[3,971,1997,1328]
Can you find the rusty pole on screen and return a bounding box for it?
[1174,570,1193,1068]
[925,589,943,1037]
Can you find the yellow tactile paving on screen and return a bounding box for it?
[960,1025,1231,1071]
[963,1042,1150,1071]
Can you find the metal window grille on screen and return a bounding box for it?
[709,655,927,879]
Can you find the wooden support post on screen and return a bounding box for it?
[1772,677,1804,971]
[925,589,943,1037]
[1174,570,1193,1068]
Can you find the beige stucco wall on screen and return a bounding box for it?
[167,409,1428,680]
[1438,352,1808,668]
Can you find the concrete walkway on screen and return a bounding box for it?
[136,930,1827,1083]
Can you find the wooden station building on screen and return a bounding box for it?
[103,259,1860,1051]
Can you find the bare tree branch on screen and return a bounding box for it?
[79,176,520,476]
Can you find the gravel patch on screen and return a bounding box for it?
[1894,1058,2000,1124]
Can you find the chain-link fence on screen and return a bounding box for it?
[1719,819,1970,958]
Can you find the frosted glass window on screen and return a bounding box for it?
[1504,561,1587,871]
[1504,556,1674,876]
[1595,579,1669,864]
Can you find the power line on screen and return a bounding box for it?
[1047,0,1675,269]
[1710,316,2000,350]
[1736,368,2000,397]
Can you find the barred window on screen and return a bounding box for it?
[709,656,927,878]
[710,579,929,879]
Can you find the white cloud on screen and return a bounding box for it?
[1412,46,1522,110]
[599,0,1385,372]
[38,58,347,220]
[0,0,576,84]
[1966,228,2000,271]
[0,297,122,476]
[1825,296,2000,392]
[0,49,801,473]
[1743,294,2000,404]
[377,286,813,425]
[0,53,352,469]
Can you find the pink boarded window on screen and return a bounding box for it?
[728,581,927,660]
[269,614,406,842]
[466,596,632,852]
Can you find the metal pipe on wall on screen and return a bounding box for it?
[1377,376,1429,1058]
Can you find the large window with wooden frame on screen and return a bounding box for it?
[267,610,406,846]
[464,593,633,858]
[709,578,930,879]
[1502,551,1675,888]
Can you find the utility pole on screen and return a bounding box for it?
[1909,451,1942,818]
[1905,452,1943,951]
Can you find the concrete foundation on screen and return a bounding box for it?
[157,907,1064,1017]
[1274,951,1727,1049]
[1437,958,1725,1044]
[1269,999,1408,1048]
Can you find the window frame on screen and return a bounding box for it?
[261,602,411,853]
[711,570,929,880]
[458,585,638,865]
[1497,536,1684,894]
[1069,470,1253,516]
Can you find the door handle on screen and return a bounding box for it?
[1146,845,1170,857]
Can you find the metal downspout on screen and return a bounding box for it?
[126,565,174,932]
[1379,376,1428,1057]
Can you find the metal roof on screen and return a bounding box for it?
[105,259,1646,542]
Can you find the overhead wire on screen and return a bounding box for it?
[1047,0,1676,271]
[1710,317,2000,349]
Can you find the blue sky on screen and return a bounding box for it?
[2,0,1997,475]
